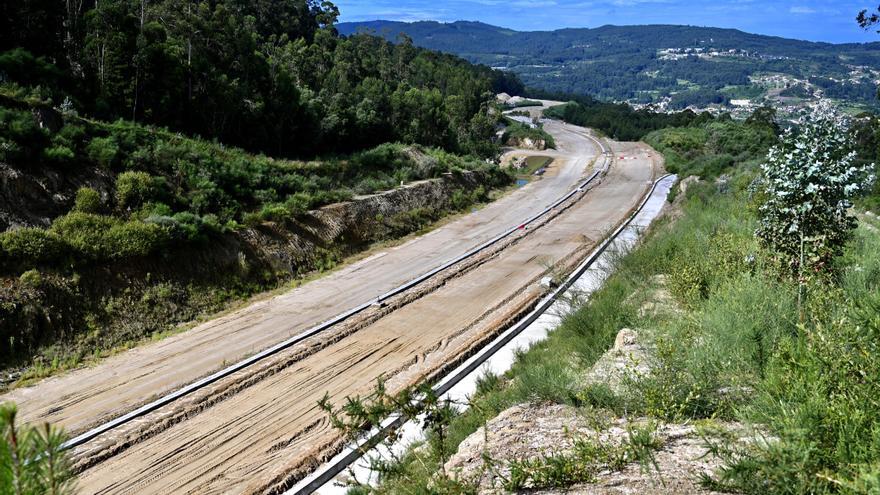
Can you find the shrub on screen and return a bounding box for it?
[450,189,468,210]
[311,189,353,205]
[716,313,880,494]
[668,261,708,308]
[283,193,312,216]
[0,227,65,267]
[170,212,205,241]
[86,136,119,168]
[43,144,75,162]
[103,221,169,258]
[136,202,173,220]
[258,203,290,223]
[115,171,155,211]
[386,207,436,234]
[354,176,390,195]
[756,104,876,274]
[18,269,43,288]
[242,212,262,227]
[73,187,102,213]
[50,212,117,259]
[0,106,46,163]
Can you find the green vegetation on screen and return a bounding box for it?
[72,188,102,214]
[754,105,874,275]
[850,114,880,212]
[779,84,812,98]
[669,88,730,109]
[501,121,555,149]
[644,112,778,178]
[721,85,766,100]
[0,403,74,494]
[0,100,506,274]
[542,95,710,141]
[1,3,516,159]
[519,156,553,176]
[338,21,880,109]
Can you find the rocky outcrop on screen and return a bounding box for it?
[444,402,752,494]
[531,421,754,495]
[231,172,487,275]
[581,328,651,395]
[505,136,547,151]
[0,161,113,231]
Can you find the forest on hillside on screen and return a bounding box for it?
[535,90,712,141]
[339,21,880,108]
[1,1,522,159]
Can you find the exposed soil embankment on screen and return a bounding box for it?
[0,170,495,382]
[505,136,549,150]
[0,161,115,231]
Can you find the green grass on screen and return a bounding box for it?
[524,155,552,171]
[720,85,766,100]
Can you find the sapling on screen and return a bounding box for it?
[755,103,875,277]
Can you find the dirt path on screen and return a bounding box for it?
[72,139,659,494]
[2,110,595,436]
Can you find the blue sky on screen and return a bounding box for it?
[335,0,880,43]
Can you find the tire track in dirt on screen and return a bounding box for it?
[3,115,597,438]
[73,138,659,495]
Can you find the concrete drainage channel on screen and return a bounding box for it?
[60,135,612,452]
[287,173,677,495]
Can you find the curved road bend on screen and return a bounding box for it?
[2,106,599,435]
[74,137,660,494]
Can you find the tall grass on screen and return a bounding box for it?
[708,222,880,494]
[358,169,880,494]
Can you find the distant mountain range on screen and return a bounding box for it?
[337,21,880,112]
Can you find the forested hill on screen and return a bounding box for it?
[338,20,880,110]
[1,2,521,159]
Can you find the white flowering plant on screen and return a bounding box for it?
[756,103,876,274]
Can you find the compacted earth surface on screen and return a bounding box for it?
[4,103,664,494]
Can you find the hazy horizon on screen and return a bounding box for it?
[335,0,880,44]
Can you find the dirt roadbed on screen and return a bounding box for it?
[73,139,659,494]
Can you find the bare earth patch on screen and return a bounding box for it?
[444,401,754,494]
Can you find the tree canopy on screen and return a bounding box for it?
[1,0,513,158]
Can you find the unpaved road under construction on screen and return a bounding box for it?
[4,102,593,433]
[3,102,661,494]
